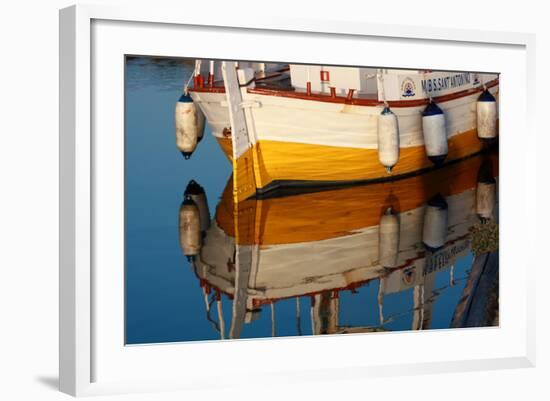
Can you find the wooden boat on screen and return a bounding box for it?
[180,152,498,338]
[179,61,499,201]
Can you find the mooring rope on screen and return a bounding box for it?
[183,71,194,95]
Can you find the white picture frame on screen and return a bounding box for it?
[59,3,536,397]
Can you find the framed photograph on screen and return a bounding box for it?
[59,4,536,396]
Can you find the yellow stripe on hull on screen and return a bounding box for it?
[216,128,485,201]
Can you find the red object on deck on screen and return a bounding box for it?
[330,87,336,98]
[194,74,205,88]
[306,81,312,96]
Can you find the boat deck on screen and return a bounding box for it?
[192,67,498,109]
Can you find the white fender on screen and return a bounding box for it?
[379,208,400,268]
[422,194,448,251]
[179,196,202,261]
[476,90,498,140]
[377,107,400,173]
[422,102,448,166]
[175,93,205,159]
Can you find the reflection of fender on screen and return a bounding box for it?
[476,158,497,222]
[184,180,211,235]
[378,208,400,268]
[179,195,202,262]
[422,193,448,252]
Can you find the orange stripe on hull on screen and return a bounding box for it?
[217,128,485,197]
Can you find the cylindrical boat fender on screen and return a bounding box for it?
[422,193,448,252]
[476,89,498,140]
[377,107,400,173]
[175,93,205,159]
[378,207,400,268]
[179,195,202,262]
[422,101,448,166]
[184,180,211,235]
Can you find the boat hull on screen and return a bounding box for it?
[216,127,487,195]
[191,82,498,200]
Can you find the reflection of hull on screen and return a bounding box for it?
[194,152,498,307]
[196,196,473,308]
[197,232,472,314]
[216,152,497,245]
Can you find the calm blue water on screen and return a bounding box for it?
[125,56,498,344]
[125,57,232,344]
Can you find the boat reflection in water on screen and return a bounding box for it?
[179,152,498,340]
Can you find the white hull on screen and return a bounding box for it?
[191,84,498,151]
